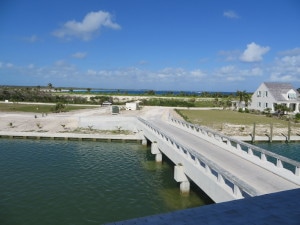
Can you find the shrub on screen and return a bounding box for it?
[53,102,66,113]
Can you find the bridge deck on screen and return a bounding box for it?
[143,109,299,195]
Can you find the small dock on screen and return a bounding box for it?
[0,131,143,143]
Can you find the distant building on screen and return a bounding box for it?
[249,82,300,113]
[125,102,139,110]
[102,101,112,107]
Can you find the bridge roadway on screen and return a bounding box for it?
[139,108,300,201]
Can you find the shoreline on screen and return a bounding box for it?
[1,131,300,143]
[0,106,299,143]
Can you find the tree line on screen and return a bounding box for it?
[0,87,88,104]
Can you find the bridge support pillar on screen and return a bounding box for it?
[151,142,162,163]
[155,153,162,162]
[141,138,147,145]
[174,164,190,194]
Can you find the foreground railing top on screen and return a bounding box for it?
[169,117,300,176]
[138,117,259,198]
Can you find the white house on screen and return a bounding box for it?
[249,82,300,113]
[125,102,139,110]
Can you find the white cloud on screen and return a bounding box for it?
[52,11,121,41]
[218,50,240,61]
[270,55,300,82]
[214,65,264,82]
[72,52,87,59]
[54,60,66,67]
[190,69,206,78]
[28,64,35,69]
[25,35,39,43]
[278,47,300,56]
[249,67,263,76]
[223,10,239,19]
[87,69,97,75]
[240,42,270,62]
[83,67,207,87]
[138,60,148,65]
[23,35,40,43]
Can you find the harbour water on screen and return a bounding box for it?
[1,139,299,225]
[254,142,300,162]
[0,139,212,225]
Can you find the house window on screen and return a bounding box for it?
[288,93,296,99]
[258,102,261,107]
[265,103,268,108]
[257,91,261,97]
[265,91,268,97]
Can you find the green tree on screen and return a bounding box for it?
[274,104,290,115]
[47,83,53,91]
[145,90,155,95]
[236,90,251,107]
[53,102,66,113]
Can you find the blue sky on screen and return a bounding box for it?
[1,0,300,92]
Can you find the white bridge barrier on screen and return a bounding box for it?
[169,117,300,184]
[138,117,259,203]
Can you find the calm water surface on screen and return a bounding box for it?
[254,142,300,162]
[0,139,211,225]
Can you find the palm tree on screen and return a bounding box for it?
[47,83,53,91]
[236,90,251,107]
[243,92,252,107]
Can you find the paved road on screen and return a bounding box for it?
[142,108,299,195]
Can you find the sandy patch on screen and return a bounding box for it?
[1,106,299,137]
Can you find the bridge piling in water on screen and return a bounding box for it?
[174,164,190,194]
[139,117,300,203]
[141,138,148,145]
[151,141,162,162]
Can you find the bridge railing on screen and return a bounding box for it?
[169,117,300,177]
[138,117,259,199]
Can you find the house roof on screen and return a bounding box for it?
[264,82,298,101]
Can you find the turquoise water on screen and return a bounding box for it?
[254,142,300,162]
[0,139,212,225]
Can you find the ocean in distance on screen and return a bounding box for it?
[71,88,236,96]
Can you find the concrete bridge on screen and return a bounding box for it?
[137,108,300,203]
